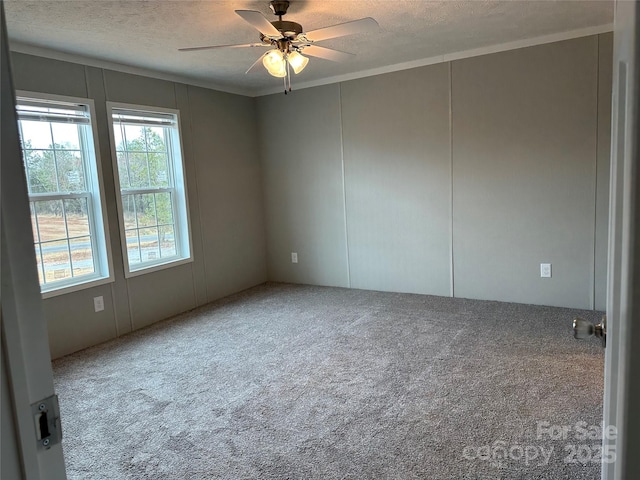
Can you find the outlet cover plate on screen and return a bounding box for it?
[94,296,104,312]
[540,263,552,278]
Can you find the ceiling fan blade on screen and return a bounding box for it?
[302,45,354,63]
[235,10,282,37]
[305,17,379,42]
[245,53,267,74]
[179,43,267,52]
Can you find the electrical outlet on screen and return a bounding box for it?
[93,296,104,312]
[540,263,552,278]
[291,252,298,264]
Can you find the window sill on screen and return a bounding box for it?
[41,274,115,300]
[124,256,193,279]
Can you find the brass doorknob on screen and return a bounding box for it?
[572,315,606,347]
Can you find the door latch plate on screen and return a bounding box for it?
[31,394,62,449]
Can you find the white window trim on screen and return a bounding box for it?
[106,101,193,278]
[16,90,115,298]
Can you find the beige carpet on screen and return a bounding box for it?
[53,282,605,479]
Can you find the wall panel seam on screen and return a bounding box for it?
[100,66,132,334]
[449,61,455,298]
[126,281,134,331]
[175,83,199,308]
[83,65,90,98]
[110,283,119,337]
[592,35,600,311]
[87,64,121,339]
[252,98,269,283]
[185,85,210,303]
[338,83,352,288]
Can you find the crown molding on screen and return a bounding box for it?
[8,41,254,97]
[9,22,613,99]
[254,23,614,97]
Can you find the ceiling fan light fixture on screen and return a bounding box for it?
[180,2,379,93]
[287,51,309,74]
[262,49,286,77]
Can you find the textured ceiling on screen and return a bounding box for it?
[5,0,613,96]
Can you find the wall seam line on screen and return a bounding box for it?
[110,283,119,337]
[449,61,455,298]
[83,65,90,98]
[126,281,134,332]
[100,67,130,334]
[338,83,351,288]
[592,35,600,311]
[101,69,136,332]
[253,97,270,283]
[176,83,199,308]
[186,85,209,304]
[87,65,120,339]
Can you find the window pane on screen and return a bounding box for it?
[146,127,167,152]
[35,200,66,242]
[117,153,131,189]
[124,125,145,150]
[30,202,39,243]
[113,124,124,151]
[20,120,52,149]
[51,122,80,150]
[18,96,111,292]
[148,153,169,187]
[128,153,149,188]
[126,229,141,265]
[121,194,137,229]
[64,198,90,237]
[111,106,191,273]
[24,150,57,193]
[41,239,71,283]
[56,151,85,192]
[139,227,159,263]
[159,225,176,258]
[155,192,174,226]
[135,193,156,227]
[70,236,94,277]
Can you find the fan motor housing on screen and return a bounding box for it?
[271,20,303,38]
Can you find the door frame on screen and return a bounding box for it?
[1,3,67,479]
[602,1,640,479]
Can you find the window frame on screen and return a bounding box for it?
[16,91,115,298]
[106,102,193,278]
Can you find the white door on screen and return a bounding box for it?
[602,1,640,479]
[1,4,67,479]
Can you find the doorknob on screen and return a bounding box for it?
[572,315,606,347]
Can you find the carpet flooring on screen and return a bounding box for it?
[53,283,605,479]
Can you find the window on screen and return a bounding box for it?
[108,103,192,276]
[16,93,113,297]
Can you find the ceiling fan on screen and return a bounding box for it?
[178,0,379,93]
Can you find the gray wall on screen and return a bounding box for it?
[342,65,452,296]
[258,84,350,287]
[10,52,267,359]
[258,34,613,310]
[9,33,613,360]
